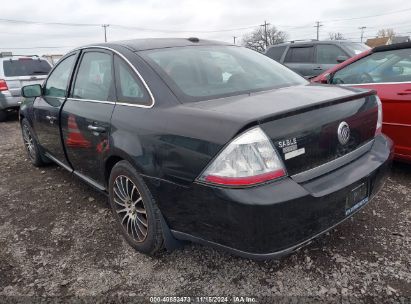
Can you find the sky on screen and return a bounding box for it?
[0,0,410,56]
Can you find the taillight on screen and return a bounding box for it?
[0,79,8,91]
[375,96,383,135]
[198,127,286,187]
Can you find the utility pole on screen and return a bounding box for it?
[102,24,110,42]
[233,36,237,44]
[260,20,271,49]
[314,21,323,41]
[359,26,367,43]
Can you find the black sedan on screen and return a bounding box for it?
[20,38,393,259]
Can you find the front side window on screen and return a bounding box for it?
[284,46,314,63]
[114,55,149,105]
[44,55,76,97]
[142,46,306,102]
[316,45,347,64]
[72,52,113,101]
[332,48,411,84]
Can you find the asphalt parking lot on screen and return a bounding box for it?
[0,116,410,302]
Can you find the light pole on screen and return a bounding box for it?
[359,26,366,43]
[102,24,110,42]
[314,21,323,41]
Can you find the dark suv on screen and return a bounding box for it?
[265,40,370,79]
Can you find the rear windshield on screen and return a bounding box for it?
[3,59,51,77]
[142,46,307,102]
[344,42,370,55]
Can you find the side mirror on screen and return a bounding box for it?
[336,55,349,63]
[22,84,42,98]
[319,73,332,84]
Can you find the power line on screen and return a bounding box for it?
[0,18,98,27]
[0,17,259,33]
[323,7,411,22]
[1,5,411,35]
[0,46,76,49]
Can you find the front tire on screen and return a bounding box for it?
[108,161,164,255]
[0,110,7,122]
[21,118,48,167]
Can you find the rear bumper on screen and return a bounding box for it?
[145,135,393,259]
[0,92,22,110]
[394,152,411,164]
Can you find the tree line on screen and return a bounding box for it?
[242,26,398,52]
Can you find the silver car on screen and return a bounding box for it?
[0,52,51,121]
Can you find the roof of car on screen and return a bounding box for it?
[267,40,356,48]
[0,55,44,62]
[373,41,411,53]
[88,38,232,52]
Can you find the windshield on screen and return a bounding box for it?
[344,42,370,55]
[331,48,411,84]
[3,59,51,77]
[142,46,307,102]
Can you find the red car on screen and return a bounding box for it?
[312,42,411,163]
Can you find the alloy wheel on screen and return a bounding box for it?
[22,124,36,160]
[113,175,148,242]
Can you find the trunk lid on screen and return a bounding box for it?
[188,84,378,178]
[260,95,377,176]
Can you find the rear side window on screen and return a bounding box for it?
[266,46,287,61]
[114,55,150,105]
[316,44,347,64]
[3,59,51,77]
[44,55,76,98]
[284,46,314,63]
[72,52,113,101]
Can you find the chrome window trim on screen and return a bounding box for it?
[341,81,411,86]
[291,140,374,183]
[71,45,155,109]
[65,98,154,108]
[42,96,66,100]
[66,97,115,105]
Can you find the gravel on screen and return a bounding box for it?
[0,117,410,302]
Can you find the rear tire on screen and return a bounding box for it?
[108,161,164,255]
[21,118,48,167]
[0,110,7,122]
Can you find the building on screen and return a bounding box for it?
[365,37,391,48]
[365,36,411,48]
[41,54,63,66]
[391,36,411,44]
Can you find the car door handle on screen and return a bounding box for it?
[313,67,323,71]
[45,115,57,124]
[397,90,411,95]
[46,115,57,121]
[87,125,106,133]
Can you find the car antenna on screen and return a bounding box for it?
[188,37,200,43]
